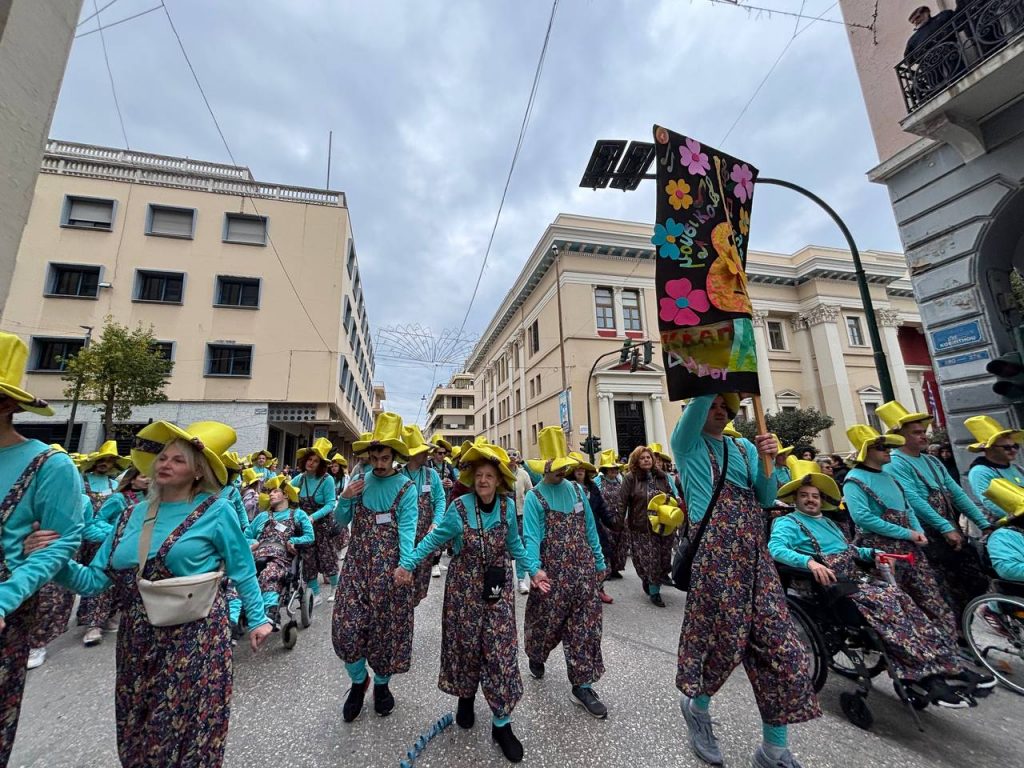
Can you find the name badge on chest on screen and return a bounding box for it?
[274,522,288,533]
[375,512,393,525]
[421,483,432,493]
[573,502,584,513]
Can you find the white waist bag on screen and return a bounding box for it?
[136,501,224,627]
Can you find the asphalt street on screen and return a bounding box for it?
[10,564,1023,768]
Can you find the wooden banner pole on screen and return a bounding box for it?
[751,394,773,477]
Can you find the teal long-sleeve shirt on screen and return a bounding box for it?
[968,462,1024,523]
[82,471,117,498]
[291,473,337,522]
[55,493,268,629]
[844,466,922,541]
[987,526,1024,582]
[335,471,418,561]
[0,441,84,619]
[402,464,445,525]
[81,493,112,543]
[219,485,249,530]
[672,395,777,521]
[245,507,315,547]
[523,481,606,573]
[769,512,874,569]
[98,491,134,527]
[772,466,792,490]
[401,493,533,574]
[253,466,276,482]
[884,450,989,533]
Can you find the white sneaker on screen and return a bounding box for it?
[432,565,441,578]
[327,592,336,602]
[83,627,103,646]
[519,578,530,595]
[27,648,46,670]
[312,594,323,608]
[104,616,120,632]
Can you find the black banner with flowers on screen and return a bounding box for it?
[651,124,760,402]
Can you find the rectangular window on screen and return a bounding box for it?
[529,320,540,355]
[223,213,268,245]
[766,320,786,351]
[62,196,115,230]
[147,204,195,238]
[31,337,84,371]
[346,242,356,277]
[514,389,521,410]
[150,341,175,361]
[47,264,100,298]
[531,424,538,444]
[206,344,253,377]
[451,395,463,409]
[135,270,184,303]
[622,289,642,331]
[595,287,615,330]
[535,375,542,395]
[529,379,535,398]
[864,401,881,431]
[215,276,261,308]
[846,315,866,347]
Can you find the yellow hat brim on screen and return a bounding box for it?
[887,413,932,434]
[777,472,842,510]
[264,476,299,505]
[132,422,228,486]
[853,434,905,464]
[351,438,409,460]
[526,456,579,475]
[458,445,516,491]
[0,383,54,416]
[968,430,1024,452]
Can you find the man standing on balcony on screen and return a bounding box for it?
[905,5,956,56]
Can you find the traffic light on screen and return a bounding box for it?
[629,346,640,372]
[988,351,1024,402]
[590,436,601,453]
[642,340,653,364]
[618,339,633,364]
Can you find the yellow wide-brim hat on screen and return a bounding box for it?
[458,441,516,491]
[984,478,1024,526]
[847,424,905,465]
[263,474,299,505]
[0,332,54,416]
[329,452,348,468]
[296,436,334,465]
[965,415,1024,452]
[429,434,453,453]
[352,412,409,459]
[402,424,432,458]
[249,450,274,463]
[353,433,373,457]
[597,449,621,471]
[527,426,579,475]
[647,442,672,463]
[568,451,598,477]
[132,420,236,486]
[647,493,684,536]
[221,451,242,474]
[723,421,742,438]
[876,400,932,434]
[777,457,842,510]
[80,440,131,472]
[240,467,261,486]
[773,434,793,458]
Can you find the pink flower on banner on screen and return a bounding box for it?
[659,278,710,326]
[679,138,710,176]
[730,163,754,203]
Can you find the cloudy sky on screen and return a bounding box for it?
[54,0,902,423]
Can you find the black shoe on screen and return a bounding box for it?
[569,685,608,719]
[373,683,395,716]
[528,660,545,680]
[951,669,997,690]
[925,677,970,709]
[607,571,623,580]
[456,696,475,729]
[342,677,370,722]
[492,723,524,763]
[650,593,666,608]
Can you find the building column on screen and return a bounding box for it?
[751,310,778,413]
[876,308,914,407]
[613,287,625,335]
[802,304,856,451]
[598,392,615,455]
[650,393,668,447]
[790,317,821,412]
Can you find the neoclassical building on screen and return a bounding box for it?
[466,213,938,457]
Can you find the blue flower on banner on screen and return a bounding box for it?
[652,218,685,259]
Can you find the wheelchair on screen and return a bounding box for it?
[242,549,314,650]
[961,576,1024,696]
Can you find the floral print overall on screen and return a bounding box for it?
[676,443,820,726]
[412,473,435,606]
[253,510,300,601]
[629,473,674,587]
[104,497,232,768]
[524,485,604,687]
[846,477,959,638]
[789,516,960,682]
[332,481,415,676]
[438,497,522,718]
[298,477,338,582]
[599,476,628,573]
[78,491,141,630]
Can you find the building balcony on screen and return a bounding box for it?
[896,0,1024,161]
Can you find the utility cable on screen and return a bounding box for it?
[706,0,869,29]
[75,5,163,39]
[93,0,131,149]
[77,0,120,27]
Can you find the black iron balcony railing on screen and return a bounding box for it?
[896,0,1024,112]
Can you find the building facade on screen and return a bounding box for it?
[0,0,83,309]
[3,140,378,461]
[467,214,937,457]
[426,372,476,447]
[839,0,1024,444]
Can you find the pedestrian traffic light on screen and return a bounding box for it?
[642,340,653,364]
[988,351,1024,402]
[618,340,633,364]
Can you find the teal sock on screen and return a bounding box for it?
[762,723,788,748]
[329,574,339,588]
[693,694,711,712]
[373,673,391,685]
[648,583,661,596]
[228,599,241,624]
[344,659,367,684]
[579,682,592,689]
[492,715,511,728]
[307,579,320,595]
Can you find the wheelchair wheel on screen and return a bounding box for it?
[839,691,873,730]
[300,589,313,629]
[786,598,828,693]
[282,621,298,650]
[831,646,885,682]
[962,593,1024,696]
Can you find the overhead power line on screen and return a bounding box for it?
[705,0,872,30]
[77,0,120,27]
[75,4,163,39]
[92,0,131,149]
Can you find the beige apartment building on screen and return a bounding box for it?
[3,140,378,460]
[467,214,938,457]
[426,372,476,447]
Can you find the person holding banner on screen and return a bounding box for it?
[672,394,819,768]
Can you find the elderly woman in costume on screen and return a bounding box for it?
[769,458,991,707]
[291,437,338,605]
[52,420,270,767]
[395,441,543,763]
[618,443,676,607]
[672,393,819,768]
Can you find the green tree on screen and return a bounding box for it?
[62,317,173,440]
[734,407,835,450]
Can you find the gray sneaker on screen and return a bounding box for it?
[680,695,723,766]
[752,745,804,768]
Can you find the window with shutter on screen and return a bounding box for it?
[64,197,114,230]
[224,213,268,245]
[148,205,195,238]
